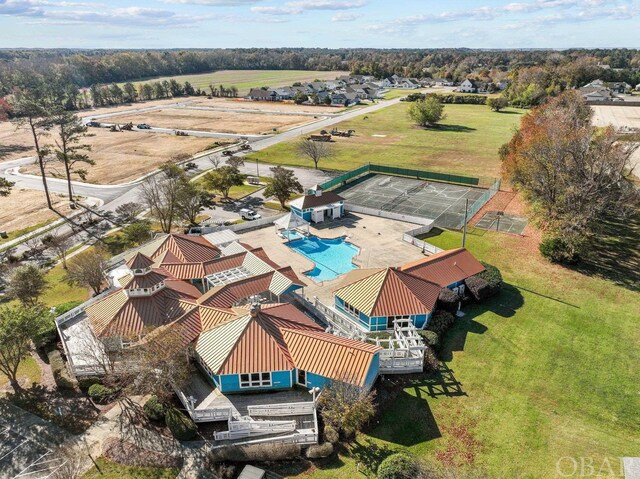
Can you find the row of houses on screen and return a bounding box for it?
[579,79,634,102]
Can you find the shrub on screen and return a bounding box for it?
[143,395,165,421]
[88,383,117,403]
[426,310,456,338]
[208,443,300,463]
[418,329,439,348]
[306,442,334,459]
[465,275,492,302]
[430,93,487,105]
[324,426,339,443]
[539,234,582,264]
[102,437,183,468]
[424,347,440,373]
[47,349,76,390]
[377,452,424,479]
[477,262,503,296]
[165,407,197,441]
[437,288,460,314]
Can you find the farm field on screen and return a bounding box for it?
[0,189,72,240]
[14,127,218,184]
[284,223,640,478]
[247,103,524,179]
[189,97,342,114]
[107,108,314,135]
[118,69,349,96]
[591,105,640,128]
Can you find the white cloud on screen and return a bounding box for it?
[252,0,367,15]
[162,0,261,5]
[331,11,361,21]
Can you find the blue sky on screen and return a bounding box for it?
[0,0,638,49]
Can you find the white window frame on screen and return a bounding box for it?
[297,369,307,386]
[239,371,272,388]
[343,301,361,318]
[387,314,411,329]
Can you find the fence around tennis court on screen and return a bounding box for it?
[318,163,496,191]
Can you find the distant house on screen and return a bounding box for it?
[333,248,485,331]
[434,78,455,87]
[496,79,510,91]
[247,88,278,101]
[459,79,478,93]
[610,82,632,94]
[289,185,345,223]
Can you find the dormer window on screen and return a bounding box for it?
[131,266,152,276]
[125,280,166,297]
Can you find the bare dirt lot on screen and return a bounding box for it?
[591,105,640,128]
[17,128,220,184]
[106,108,314,135]
[0,189,72,235]
[188,97,342,114]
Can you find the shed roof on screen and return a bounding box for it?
[399,248,485,287]
[289,191,344,210]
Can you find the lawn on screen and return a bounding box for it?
[40,263,92,307]
[247,103,524,179]
[0,355,41,388]
[119,69,348,96]
[81,457,180,479]
[287,228,640,478]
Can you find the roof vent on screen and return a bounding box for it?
[250,302,261,318]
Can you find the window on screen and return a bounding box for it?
[240,372,272,388]
[343,301,361,318]
[297,369,307,386]
[387,315,411,329]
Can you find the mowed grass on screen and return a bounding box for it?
[81,457,180,479]
[287,228,640,478]
[247,103,524,179]
[0,355,41,388]
[120,70,348,96]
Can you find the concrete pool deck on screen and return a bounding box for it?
[239,212,427,303]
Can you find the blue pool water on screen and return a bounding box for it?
[287,236,359,282]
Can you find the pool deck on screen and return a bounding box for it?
[240,212,426,304]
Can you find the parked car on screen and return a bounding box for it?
[137,123,151,129]
[183,162,197,171]
[239,208,261,221]
[86,121,101,127]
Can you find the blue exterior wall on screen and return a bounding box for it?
[448,279,465,289]
[363,353,380,390]
[291,206,312,222]
[335,295,431,331]
[215,370,292,394]
[305,371,332,390]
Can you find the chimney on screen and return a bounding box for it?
[315,187,322,197]
[250,302,260,318]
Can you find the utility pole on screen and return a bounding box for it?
[462,198,469,248]
[256,158,259,178]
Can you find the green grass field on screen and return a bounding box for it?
[0,355,41,388]
[281,228,639,478]
[120,69,348,96]
[247,103,523,179]
[81,457,179,479]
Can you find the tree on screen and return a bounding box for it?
[407,95,446,127]
[176,184,213,225]
[377,453,430,479]
[0,304,51,389]
[293,91,308,104]
[0,97,11,121]
[203,165,244,199]
[6,264,47,306]
[225,156,244,168]
[0,177,15,197]
[66,248,107,295]
[297,139,333,170]
[263,166,303,209]
[115,202,143,223]
[139,163,189,233]
[50,110,94,201]
[487,97,508,112]
[502,90,639,262]
[12,89,55,209]
[122,220,153,246]
[123,82,138,103]
[318,379,376,437]
[41,230,73,269]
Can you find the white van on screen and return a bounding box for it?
[240,208,261,221]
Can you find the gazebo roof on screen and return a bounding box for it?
[274,213,309,230]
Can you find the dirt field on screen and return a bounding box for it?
[0,189,72,236]
[106,108,314,135]
[188,97,342,114]
[591,105,640,128]
[15,127,219,184]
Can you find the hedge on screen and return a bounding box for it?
[477,262,503,295]
[88,383,117,403]
[426,310,456,338]
[306,442,334,459]
[430,93,487,105]
[143,395,165,421]
[47,349,76,390]
[324,426,339,443]
[377,452,424,479]
[165,407,197,441]
[417,330,440,351]
[437,288,460,314]
[465,275,492,302]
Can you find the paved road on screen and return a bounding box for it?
[97,123,268,140]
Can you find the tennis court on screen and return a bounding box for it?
[336,174,487,228]
[474,211,528,235]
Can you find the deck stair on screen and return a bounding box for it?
[214,417,297,441]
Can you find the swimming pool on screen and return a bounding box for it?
[287,236,359,282]
[282,229,305,241]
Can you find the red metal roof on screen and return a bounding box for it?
[400,248,485,287]
[126,252,155,270]
[150,234,221,263]
[197,272,275,308]
[370,269,441,317]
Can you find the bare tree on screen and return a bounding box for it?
[115,202,144,224]
[42,229,73,269]
[51,444,90,479]
[296,139,333,169]
[317,377,376,437]
[226,155,244,168]
[66,248,107,295]
[139,163,189,233]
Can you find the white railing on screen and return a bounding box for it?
[402,233,443,255]
[203,214,287,235]
[55,287,115,326]
[345,203,433,226]
[379,357,424,373]
[247,401,315,416]
[313,298,368,340]
[214,420,296,441]
[193,408,232,422]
